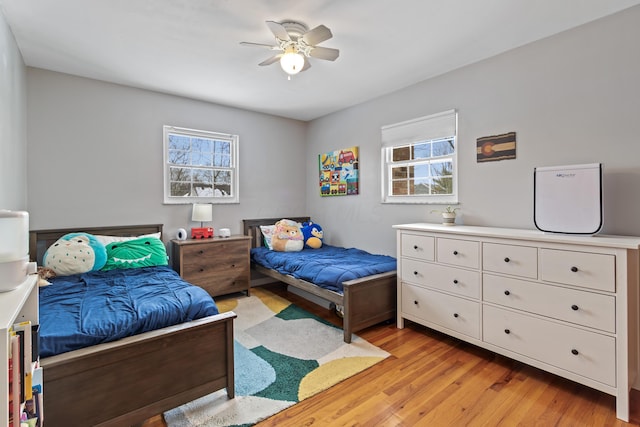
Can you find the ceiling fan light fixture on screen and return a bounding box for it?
[280,48,305,75]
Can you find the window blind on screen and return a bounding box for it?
[381,109,457,147]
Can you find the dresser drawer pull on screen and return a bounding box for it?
[504,257,510,263]
[199,268,205,272]
[413,271,419,276]
[504,290,510,296]
[453,313,459,318]
[453,250,458,255]
[571,304,579,311]
[199,250,204,254]
[453,279,458,284]
[571,349,579,355]
[504,329,510,334]
[571,266,578,272]
[414,300,419,305]
[413,245,419,250]
[231,264,236,268]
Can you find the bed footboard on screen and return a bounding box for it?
[343,271,396,343]
[41,312,236,427]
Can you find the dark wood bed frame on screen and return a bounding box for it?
[243,217,396,343]
[29,224,235,427]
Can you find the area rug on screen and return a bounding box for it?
[164,287,389,427]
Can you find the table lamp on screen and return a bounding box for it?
[191,203,213,239]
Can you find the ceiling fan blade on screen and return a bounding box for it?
[309,46,339,61]
[266,20,290,41]
[240,41,280,50]
[258,54,282,66]
[301,25,332,46]
[300,57,311,72]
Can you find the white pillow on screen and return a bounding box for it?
[259,225,276,250]
[94,232,161,246]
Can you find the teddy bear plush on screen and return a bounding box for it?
[301,221,323,249]
[271,219,304,252]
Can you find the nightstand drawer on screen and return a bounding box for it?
[172,236,251,297]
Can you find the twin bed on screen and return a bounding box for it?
[29,219,396,425]
[243,217,397,343]
[29,224,235,427]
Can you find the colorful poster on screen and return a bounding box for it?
[318,146,359,196]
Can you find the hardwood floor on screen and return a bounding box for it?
[142,282,640,427]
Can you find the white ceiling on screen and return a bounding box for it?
[2,1,639,121]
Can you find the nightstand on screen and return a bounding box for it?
[171,235,252,297]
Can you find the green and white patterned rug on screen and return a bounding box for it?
[164,287,389,427]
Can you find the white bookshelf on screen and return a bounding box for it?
[1,275,38,427]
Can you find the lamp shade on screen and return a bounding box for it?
[191,203,212,223]
[280,48,304,75]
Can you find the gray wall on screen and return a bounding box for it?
[26,69,308,240]
[22,6,640,257]
[0,9,27,211]
[307,5,640,256]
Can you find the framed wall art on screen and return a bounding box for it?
[318,146,359,196]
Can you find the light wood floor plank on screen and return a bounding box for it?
[142,282,640,427]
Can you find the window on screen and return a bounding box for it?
[381,110,457,204]
[163,126,239,204]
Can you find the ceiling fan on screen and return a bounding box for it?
[240,20,340,78]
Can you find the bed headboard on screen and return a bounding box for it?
[29,224,163,264]
[243,217,310,249]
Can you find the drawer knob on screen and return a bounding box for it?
[504,257,510,263]
[504,329,510,334]
[453,250,458,255]
[413,271,419,276]
[414,300,419,305]
[504,290,510,296]
[453,279,459,284]
[453,313,459,318]
[571,349,579,355]
[199,250,204,254]
[571,304,579,311]
[571,266,578,272]
[413,245,419,250]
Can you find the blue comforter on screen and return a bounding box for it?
[251,244,397,294]
[39,265,219,357]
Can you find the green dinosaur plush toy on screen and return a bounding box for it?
[101,237,168,271]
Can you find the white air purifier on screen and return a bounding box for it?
[534,163,603,234]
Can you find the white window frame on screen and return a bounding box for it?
[381,110,458,204]
[163,125,239,204]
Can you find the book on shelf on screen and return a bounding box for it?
[11,333,20,427]
[13,320,33,402]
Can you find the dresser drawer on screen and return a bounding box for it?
[540,249,615,292]
[483,305,615,386]
[483,242,537,279]
[483,274,615,333]
[436,238,480,269]
[401,233,435,261]
[401,258,480,299]
[402,283,480,339]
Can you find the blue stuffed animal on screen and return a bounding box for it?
[301,221,323,249]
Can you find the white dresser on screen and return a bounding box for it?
[394,223,640,422]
